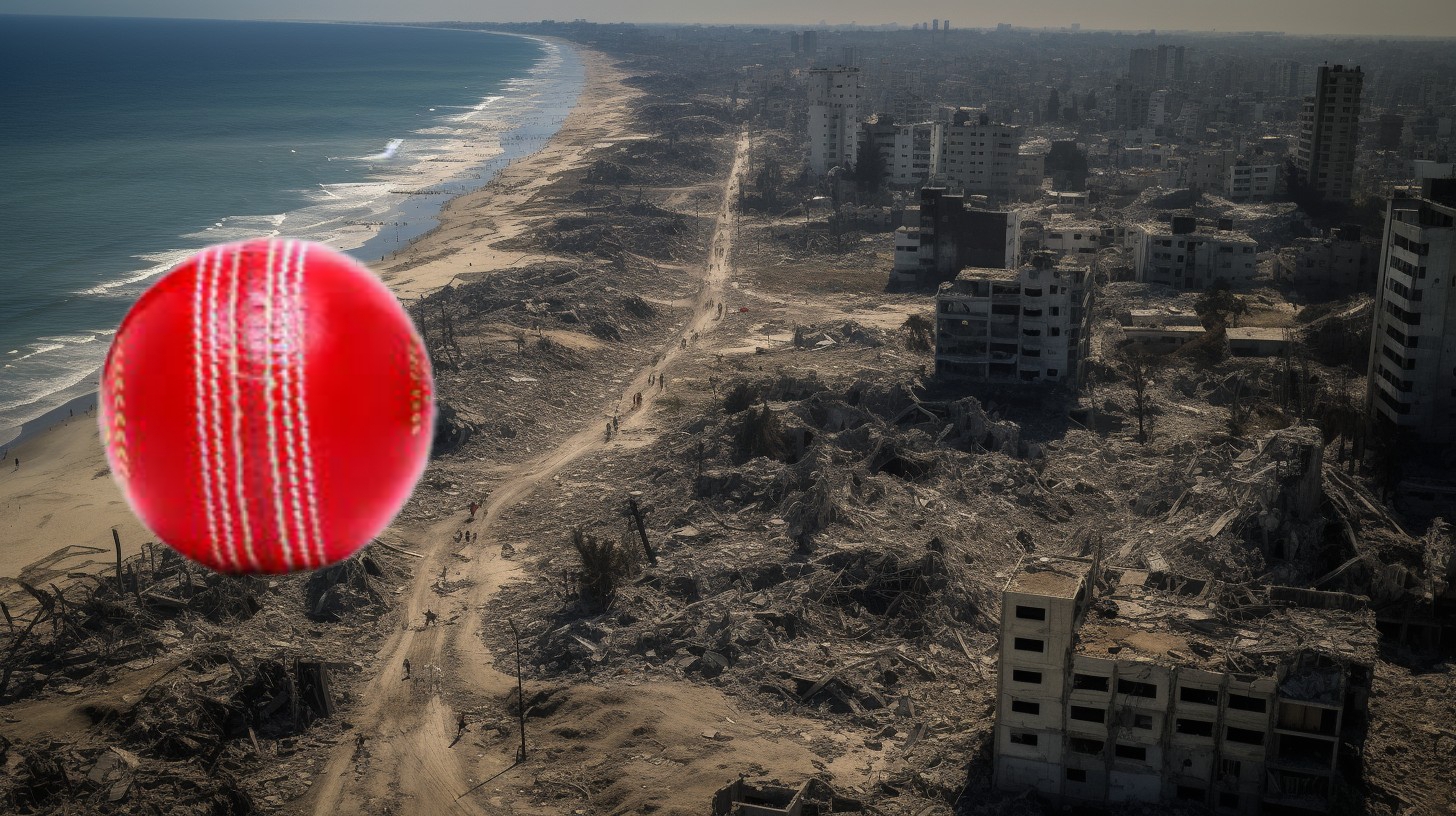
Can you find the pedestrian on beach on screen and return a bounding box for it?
[403,658,411,679]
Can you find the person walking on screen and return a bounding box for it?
[403,658,412,679]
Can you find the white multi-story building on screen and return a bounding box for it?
[1294,65,1362,202]
[890,121,934,187]
[807,67,862,177]
[933,258,1092,385]
[1042,220,1108,257]
[931,110,1024,203]
[1365,168,1456,445]
[1225,161,1282,201]
[1134,219,1259,289]
[993,553,1375,815]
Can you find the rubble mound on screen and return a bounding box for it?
[791,321,884,350]
[495,209,689,261]
[431,399,477,458]
[304,553,391,622]
[7,741,255,816]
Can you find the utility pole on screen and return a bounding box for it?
[112,528,123,594]
[626,498,658,566]
[509,618,526,761]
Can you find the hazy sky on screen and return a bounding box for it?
[3,0,1455,37]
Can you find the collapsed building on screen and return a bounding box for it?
[993,553,1377,815]
[933,256,1093,385]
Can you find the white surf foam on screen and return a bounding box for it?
[3,36,585,436]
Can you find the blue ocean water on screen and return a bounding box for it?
[0,15,582,443]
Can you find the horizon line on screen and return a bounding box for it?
[2,12,1454,40]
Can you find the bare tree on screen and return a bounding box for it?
[1122,351,1155,444]
[902,313,933,352]
[1227,374,1251,439]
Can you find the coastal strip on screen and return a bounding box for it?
[0,39,619,580]
[0,31,581,448]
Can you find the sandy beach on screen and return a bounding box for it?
[0,43,632,582]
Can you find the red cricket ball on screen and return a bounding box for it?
[99,238,434,574]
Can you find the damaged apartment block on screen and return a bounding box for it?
[993,553,1376,815]
[933,254,1092,385]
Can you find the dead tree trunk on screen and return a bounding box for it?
[626,499,658,566]
[1123,351,1154,444]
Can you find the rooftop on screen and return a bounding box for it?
[1227,327,1290,342]
[1139,223,1257,242]
[1005,555,1092,599]
[950,266,1018,283]
[1125,325,1207,334]
[1074,568,1377,677]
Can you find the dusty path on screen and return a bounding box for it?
[301,132,749,816]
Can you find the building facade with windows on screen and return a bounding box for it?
[933,258,1092,385]
[890,187,1021,288]
[1225,161,1282,202]
[1274,227,1374,301]
[994,555,1375,815]
[1134,218,1258,290]
[930,109,1025,204]
[1293,65,1362,202]
[890,120,935,188]
[1364,169,1456,445]
[807,67,862,176]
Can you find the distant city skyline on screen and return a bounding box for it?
[4,0,1456,38]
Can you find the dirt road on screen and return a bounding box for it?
[301,133,750,816]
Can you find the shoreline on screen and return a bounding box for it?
[0,29,582,447]
[0,41,627,580]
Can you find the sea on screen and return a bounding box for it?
[0,15,583,446]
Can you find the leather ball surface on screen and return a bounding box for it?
[99,238,433,573]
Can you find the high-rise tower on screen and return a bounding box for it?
[1294,65,1363,202]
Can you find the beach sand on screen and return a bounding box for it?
[0,44,633,580]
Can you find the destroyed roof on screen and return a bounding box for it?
[1074,568,1378,677]
[1226,327,1289,341]
[1136,222,1258,242]
[1042,215,1103,229]
[1004,554,1092,599]
[949,266,1020,283]
[1124,325,1206,334]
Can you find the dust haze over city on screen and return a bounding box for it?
[1,2,1454,816]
